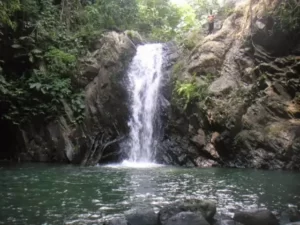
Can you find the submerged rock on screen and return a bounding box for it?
[233,209,279,225]
[166,212,209,225]
[124,206,157,225]
[158,199,216,225]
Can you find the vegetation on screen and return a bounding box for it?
[272,0,300,33]
[0,0,224,127]
[175,73,213,109]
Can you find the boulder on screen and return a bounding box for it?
[191,129,206,148]
[166,212,209,225]
[124,206,157,225]
[211,132,220,144]
[233,210,279,225]
[196,156,219,168]
[158,199,216,225]
[208,76,238,95]
[288,208,300,222]
[281,208,300,223]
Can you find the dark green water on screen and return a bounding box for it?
[0,163,300,225]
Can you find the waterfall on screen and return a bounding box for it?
[125,44,164,163]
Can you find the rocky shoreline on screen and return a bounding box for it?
[102,199,300,225]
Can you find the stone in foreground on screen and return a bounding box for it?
[158,199,216,225]
[233,209,279,225]
[124,206,157,225]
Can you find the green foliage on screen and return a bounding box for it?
[181,29,202,50]
[0,0,221,126]
[45,47,76,74]
[272,0,300,32]
[176,81,199,109]
[173,62,184,75]
[80,0,138,32]
[175,74,210,109]
[0,0,88,125]
[188,0,221,14]
[0,0,21,28]
[136,0,182,41]
[0,69,85,125]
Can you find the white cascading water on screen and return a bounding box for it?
[124,44,164,164]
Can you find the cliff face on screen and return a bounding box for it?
[160,0,300,170]
[13,31,141,165]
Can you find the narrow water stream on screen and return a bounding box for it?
[0,163,300,224]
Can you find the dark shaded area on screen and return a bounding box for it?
[0,120,18,160]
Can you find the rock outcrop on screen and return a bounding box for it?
[163,0,300,170]
[233,210,279,225]
[158,199,216,225]
[14,31,140,165]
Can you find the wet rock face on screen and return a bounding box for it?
[165,0,300,170]
[16,31,138,164]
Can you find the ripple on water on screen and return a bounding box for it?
[0,164,300,224]
[103,160,164,169]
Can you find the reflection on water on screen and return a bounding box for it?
[0,163,300,224]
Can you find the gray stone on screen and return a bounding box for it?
[233,210,279,225]
[191,129,206,148]
[125,206,157,225]
[158,199,216,225]
[209,76,237,95]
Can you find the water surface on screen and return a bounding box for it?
[0,163,300,224]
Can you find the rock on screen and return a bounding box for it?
[211,132,220,144]
[124,30,144,45]
[233,210,279,225]
[166,212,209,225]
[14,31,138,165]
[104,216,128,225]
[124,206,157,225]
[203,144,220,159]
[191,129,206,148]
[158,199,216,225]
[288,208,300,222]
[196,156,219,168]
[156,134,199,167]
[209,76,238,95]
[166,0,300,170]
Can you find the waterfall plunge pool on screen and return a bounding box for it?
[0,163,300,224]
